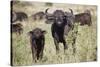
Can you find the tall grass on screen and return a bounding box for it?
[11,1,97,66]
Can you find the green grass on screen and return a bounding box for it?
[12,2,97,66]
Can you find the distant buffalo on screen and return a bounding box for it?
[11,11,28,23]
[11,23,23,35]
[45,8,55,24]
[28,28,46,62]
[31,11,45,21]
[75,11,92,26]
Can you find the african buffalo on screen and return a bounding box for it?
[11,11,28,23]
[31,11,45,21]
[64,9,75,35]
[11,23,23,35]
[75,11,92,26]
[45,8,74,53]
[28,28,46,62]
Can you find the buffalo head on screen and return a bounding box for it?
[28,28,46,39]
[45,8,66,26]
[64,9,75,29]
[45,8,75,27]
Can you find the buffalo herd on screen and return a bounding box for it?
[11,8,92,62]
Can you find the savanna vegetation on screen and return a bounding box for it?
[11,1,97,66]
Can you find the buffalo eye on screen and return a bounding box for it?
[63,16,67,19]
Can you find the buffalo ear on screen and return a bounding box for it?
[42,30,47,35]
[28,31,33,36]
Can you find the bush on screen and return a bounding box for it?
[45,2,53,7]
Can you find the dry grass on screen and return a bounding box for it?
[11,1,97,66]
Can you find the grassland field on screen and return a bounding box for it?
[12,1,97,66]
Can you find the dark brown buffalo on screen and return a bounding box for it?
[75,12,92,26]
[31,12,45,20]
[11,23,23,35]
[45,8,75,53]
[11,11,28,23]
[28,28,46,62]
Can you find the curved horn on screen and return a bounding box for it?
[45,8,49,14]
[45,8,54,21]
[69,8,73,14]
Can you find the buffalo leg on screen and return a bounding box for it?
[31,41,37,62]
[62,38,67,53]
[54,39,59,54]
[31,47,37,62]
[37,49,40,60]
[72,30,78,54]
[39,47,44,60]
[40,39,45,60]
[40,50,43,60]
